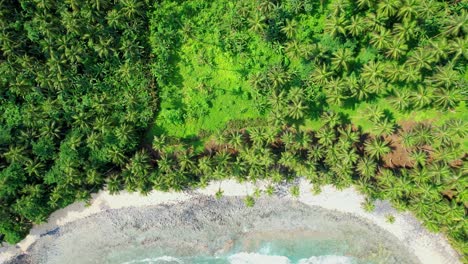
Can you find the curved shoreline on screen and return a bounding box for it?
[0,179,461,264]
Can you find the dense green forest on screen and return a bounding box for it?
[1,0,467,259]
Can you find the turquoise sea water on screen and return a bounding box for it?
[25,197,418,264]
[120,238,387,264]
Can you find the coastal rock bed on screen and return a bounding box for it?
[6,196,420,264]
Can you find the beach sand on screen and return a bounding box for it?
[0,179,461,264]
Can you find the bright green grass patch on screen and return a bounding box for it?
[153,41,264,139]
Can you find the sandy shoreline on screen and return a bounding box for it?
[0,179,461,264]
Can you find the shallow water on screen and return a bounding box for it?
[19,197,419,264]
[119,237,386,264]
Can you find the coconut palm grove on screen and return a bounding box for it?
[0,0,467,259]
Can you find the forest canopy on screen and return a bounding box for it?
[1,0,467,259]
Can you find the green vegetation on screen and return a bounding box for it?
[1,0,467,260]
[0,0,155,243]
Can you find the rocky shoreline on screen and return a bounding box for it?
[5,196,419,264]
[0,180,461,264]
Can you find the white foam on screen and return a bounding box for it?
[228,252,291,264]
[121,256,183,264]
[298,255,354,264]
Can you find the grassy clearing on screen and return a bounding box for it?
[152,43,264,139]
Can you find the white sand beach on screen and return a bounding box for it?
[0,179,461,264]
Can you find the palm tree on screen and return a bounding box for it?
[267,65,290,89]
[107,146,126,165]
[351,83,372,101]
[288,87,305,101]
[2,145,28,164]
[214,150,230,169]
[406,48,433,71]
[268,90,287,111]
[397,0,419,21]
[429,38,448,62]
[178,151,195,172]
[410,150,427,167]
[361,61,383,83]
[317,127,335,147]
[330,0,349,16]
[249,127,265,146]
[385,38,408,59]
[248,13,266,33]
[448,37,467,62]
[357,0,374,9]
[115,124,134,147]
[410,85,433,109]
[337,147,359,165]
[228,131,244,149]
[85,168,103,186]
[157,153,174,174]
[322,111,341,128]
[152,135,167,154]
[373,118,395,136]
[249,72,267,91]
[365,137,391,159]
[214,130,227,146]
[338,125,360,144]
[357,157,377,180]
[296,131,312,150]
[434,87,462,109]
[346,16,366,37]
[433,124,453,147]
[281,130,296,151]
[310,64,332,85]
[127,150,151,177]
[429,64,460,88]
[365,13,385,32]
[427,163,451,185]
[442,10,467,36]
[288,98,307,120]
[412,123,434,146]
[326,90,345,107]
[106,9,121,28]
[258,0,277,14]
[331,48,353,71]
[370,29,391,50]
[368,78,388,94]
[120,0,144,18]
[377,0,401,17]
[416,0,443,20]
[401,65,421,83]
[244,195,255,207]
[445,119,467,138]
[307,145,324,163]
[364,105,384,122]
[197,156,213,176]
[24,159,44,178]
[324,15,347,37]
[285,40,302,60]
[40,121,61,139]
[263,127,278,146]
[384,62,405,82]
[279,151,298,169]
[268,109,287,127]
[390,89,412,111]
[107,175,121,194]
[393,20,417,41]
[281,19,298,39]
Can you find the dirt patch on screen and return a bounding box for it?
[383,134,414,168]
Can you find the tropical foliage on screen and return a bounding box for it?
[0,0,466,259]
